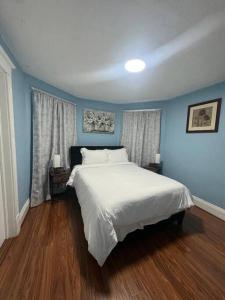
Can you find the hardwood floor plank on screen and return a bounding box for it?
[0,193,225,300]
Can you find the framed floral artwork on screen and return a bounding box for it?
[186,98,222,133]
[83,109,115,134]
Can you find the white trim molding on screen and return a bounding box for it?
[16,199,30,229]
[0,45,15,74]
[193,196,225,221]
[0,46,19,238]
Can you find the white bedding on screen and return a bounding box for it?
[67,162,193,266]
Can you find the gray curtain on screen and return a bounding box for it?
[31,90,76,207]
[121,111,161,166]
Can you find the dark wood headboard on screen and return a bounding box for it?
[70,146,123,169]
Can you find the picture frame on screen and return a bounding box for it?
[186,98,222,133]
[83,109,115,134]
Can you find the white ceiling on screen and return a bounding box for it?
[0,0,225,103]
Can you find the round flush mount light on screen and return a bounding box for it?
[125,59,146,73]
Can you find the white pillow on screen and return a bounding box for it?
[80,148,108,165]
[107,148,129,163]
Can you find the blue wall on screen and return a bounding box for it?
[163,83,225,209]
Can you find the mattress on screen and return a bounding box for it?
[67,162,193,266]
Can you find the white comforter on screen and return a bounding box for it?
[67,162,193,266]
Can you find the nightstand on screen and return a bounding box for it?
[49,168,71,196]
[143,163,161,174]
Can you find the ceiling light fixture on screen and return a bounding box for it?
[125,59,146,73]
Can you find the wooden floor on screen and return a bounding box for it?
[0,193,225,300]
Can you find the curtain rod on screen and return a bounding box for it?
[122,109,162,112]
[31,87,76,106]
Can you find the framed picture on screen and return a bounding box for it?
[83,109,115,134]
[186,98,222,133]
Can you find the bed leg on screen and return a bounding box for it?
[176,211,185,226]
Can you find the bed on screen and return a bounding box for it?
[68,146,194,266]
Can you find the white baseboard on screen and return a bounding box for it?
[16,198,30,230]
[193,196,225,221]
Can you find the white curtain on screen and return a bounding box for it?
[121,111,161,166]
[31,90,76,207]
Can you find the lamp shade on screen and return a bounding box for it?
[53,154,61,168]
[155,153,160,164]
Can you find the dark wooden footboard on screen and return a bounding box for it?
[170,210,185,225]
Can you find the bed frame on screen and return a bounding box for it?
[69,145,185,226]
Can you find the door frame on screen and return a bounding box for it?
[0,45,20,238]
[0,162,6,246]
